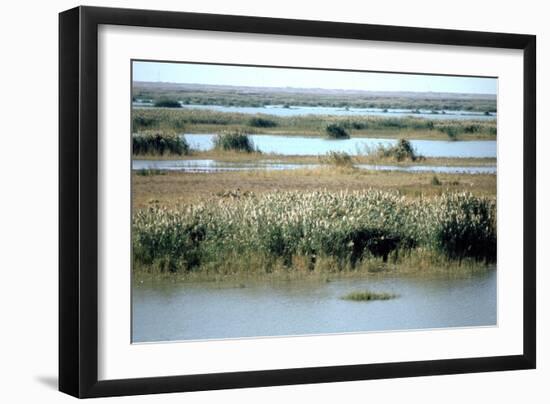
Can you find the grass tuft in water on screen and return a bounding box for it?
[341,290,398,301]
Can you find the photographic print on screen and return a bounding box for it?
[131,61,497,343]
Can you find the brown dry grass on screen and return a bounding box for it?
[132,166,496,210]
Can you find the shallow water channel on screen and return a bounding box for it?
[133,159,496,175]
[133,103,497,121]
[132,269,496,343]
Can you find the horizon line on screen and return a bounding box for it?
[132,80,497,98]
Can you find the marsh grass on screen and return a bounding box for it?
[319,151,354,167]
[134,82,496,112]
[341,290,398,301]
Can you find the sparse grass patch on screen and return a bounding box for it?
[431,176,442,186]
[135,169,165,177]
[319,151,354,167]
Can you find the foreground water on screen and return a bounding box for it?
[133,102,496,121]
[133,159,496,175]
[183,134,496,158]
[132,269,496,343]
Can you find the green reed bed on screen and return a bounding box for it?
[213,131,256,152]
[132,190,496,275]
[132,131,189,156]
[131,108,497,140]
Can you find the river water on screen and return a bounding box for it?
[132,269,496,343]
[182,134,496,158]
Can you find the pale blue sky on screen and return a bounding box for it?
[132,61,497,95]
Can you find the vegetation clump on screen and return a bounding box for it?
[132,131,189,156]
[248,116,278,128]
[153,98,181,108]
[213,131,256,153]
[341,291,398,301]
[324,123,350,139]
[431,176,442,186]
[374,139,421,162]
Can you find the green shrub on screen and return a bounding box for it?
[153,98,181,108]
[324,123,350,139]
[213,131,256,152]
[132,131,189,156]
[248,116,278,128]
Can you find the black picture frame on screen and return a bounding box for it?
[59,5,536,398]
